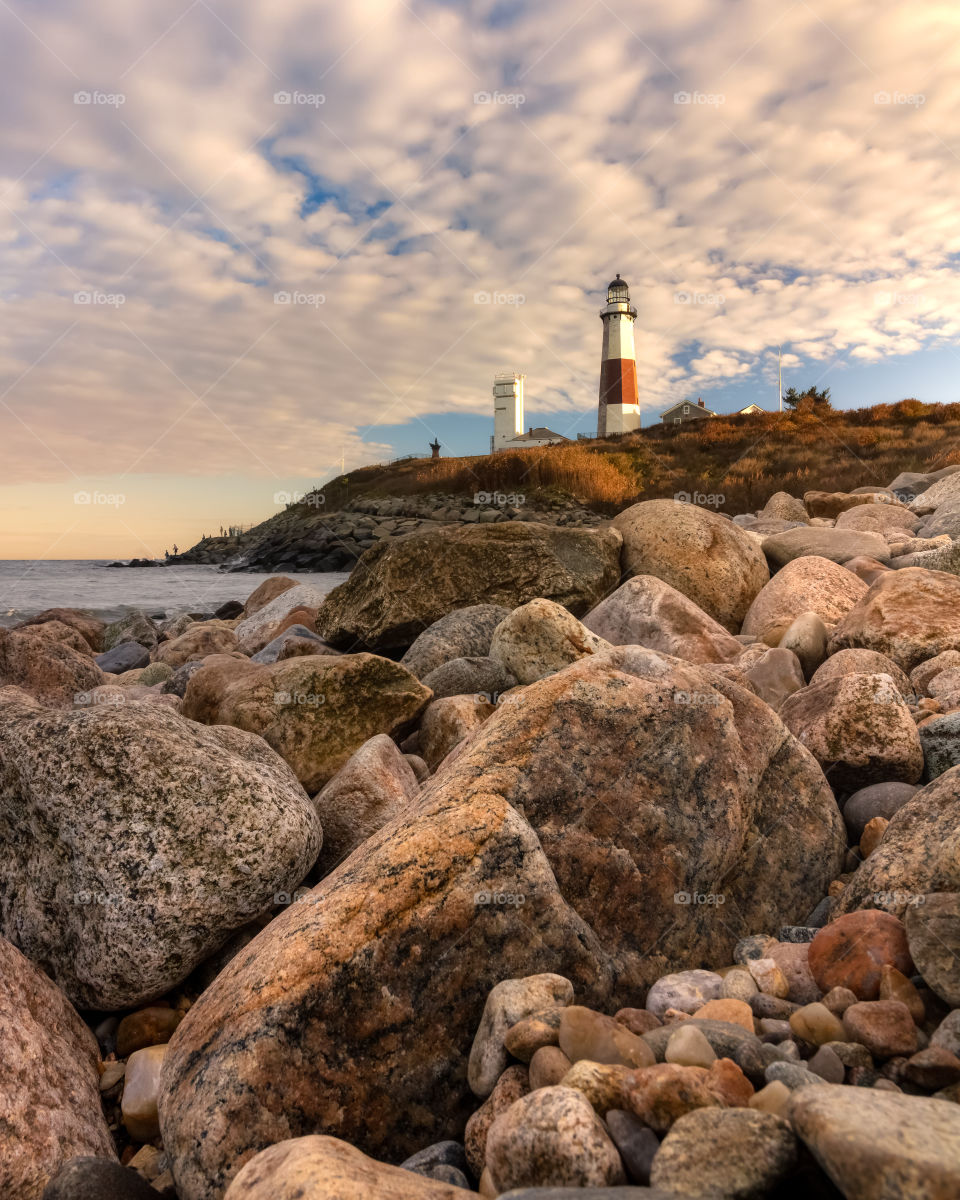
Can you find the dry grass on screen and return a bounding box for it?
[317,399,960,515]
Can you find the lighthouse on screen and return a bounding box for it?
[597,274,641,436]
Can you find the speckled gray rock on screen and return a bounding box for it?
[834,769,960,918]
[468,973,574,1097]
[605,1109,660,1184]
[250,624,334,665]
[919,712,960,780]
[312,734,419,874]
[905,893,960,1006]
[643,1019,759,1064]
[320,523,622,652]
[842,782,920,841]
[159,658,206,697]
[763,528,892,570]
[399,1141,468,1180]
[102,610,159,651]
[645,971,723,1020]
[582,575,742,664]
[0,627,106,707]
[400,605,512,679]
[490,599,610,684]
[765,1062,825,1090]
[1,939,117,1200]
[650,1107,797,1198]
[420,655,516,700]
[40,1158,155,1200]
[486,1086,625,1191]
[95,641,151,674]
[0,686,321,1009]
[791,1084,960,1199]
[234,584,330,654]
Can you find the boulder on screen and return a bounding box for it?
[319,523,622,652]
[890,465,960,499]
[102,611,159,651]
[0,686,320,1008]
[790,1084,960,1198]
[243,575,298,616]
[833,768,960,918]
[0,627,105,706]
[761,492,810,524]
[182,653,431,792]
[912,650,960,696]
[419,694,496,770]
[95,641,151,674]
[741,556,867,644]
[919,712,960,780]
[401,606,512,679]
[222,1136,469,1199]
[778,612,827,679]
[829,567,960,672]
[612,500,769,632]
[778,673,923,791]
[834,503,919,535]
[583,575,742,664]
[17,620,94,657]
[16,608,104,652]
[39,1158,157,1200]
[235,585,330,654]
[650,1108,796,1198]
[843,555,891,585]
[420,656,516,701]
[155,623,240,667]
[905,893,960,1007]
[0,936,116,1200]
[158,788,616,1199]
[842,782,919,842]
[808,910,913,1000]
[428,648,845,993]
[738,646,805,712]
[762,528,891,570]
[250,625,338,665]
[810,648,912,698]
[803,491,883,518]
[490,599,609,684]
[312,734,419,874]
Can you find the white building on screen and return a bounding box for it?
[491,371,569,452]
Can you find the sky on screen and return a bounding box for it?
[1,0,959,558]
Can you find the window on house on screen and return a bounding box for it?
[674,417,681,424]
[683,405,689,414]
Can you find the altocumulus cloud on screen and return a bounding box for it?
[0,0,959,486]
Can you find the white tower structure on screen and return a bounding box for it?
[597,274,642,436]
[492,371,525,450]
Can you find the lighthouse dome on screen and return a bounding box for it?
[606,273,630,303]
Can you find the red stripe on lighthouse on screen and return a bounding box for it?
[597,359,638,435]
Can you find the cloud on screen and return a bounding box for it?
[0,0,959,497]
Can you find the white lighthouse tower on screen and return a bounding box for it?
[492,371,525,450]
[597,274,641,436]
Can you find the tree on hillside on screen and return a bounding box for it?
[782,384,832,412]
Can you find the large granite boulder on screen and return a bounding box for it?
[158,648,843,1199]
[102,610,159,651]
[489,599,609,684]
[0,627,105,707]
[183,654,431,792]
[612,500,769,632]
[778,673,924,792]
[741,556,867,644]
[235,585,330,654]
[760,492,810,524]
[583,575,742,664]
[16,620,94,657]
[803,491,883,519]
[16,608,105,652]
[834,502,919,535]
[0,686,321,1009]
[809,648,912,698]
[762,528,891,569]
[833,767,960,918]
[155,622,240,667]
[242,575,298,615]
[159,790,614,1199]
[318,523,622,652]
[401,605,512,679]
[0,936,116,1199]
[828,568,960,672]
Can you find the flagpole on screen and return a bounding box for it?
[778,345,782,413]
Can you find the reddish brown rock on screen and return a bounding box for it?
[615,1008,663,1036]
[0,628,105,707]
[809,911,914,1000]
[0,935,117,1198]
[623,1059,752,1133]
[243,575,298,616]
[842,1000,919,1057]
[692,999,754,1031]
[16,607,105,651]
[116,1006,184,1058]
[464,1064,529,1177]
[804,490,883,519]
[16,620,95,657]
[155,623,239,667]
[419,694,496,770]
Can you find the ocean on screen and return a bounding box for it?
[0,561,351,628]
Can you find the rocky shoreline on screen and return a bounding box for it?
[3,465,960,1197]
